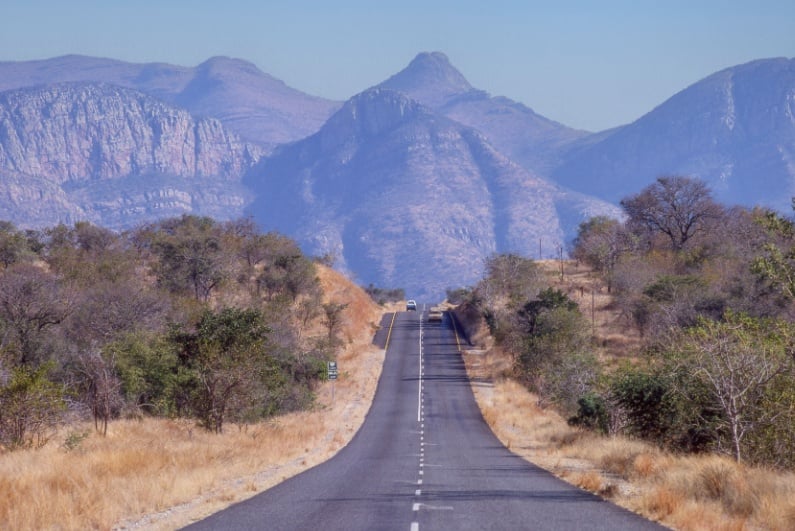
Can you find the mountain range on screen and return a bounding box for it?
[0,52,793,298]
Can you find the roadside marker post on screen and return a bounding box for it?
[328,361,338,402]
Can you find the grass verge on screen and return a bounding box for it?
[463,349,795,530]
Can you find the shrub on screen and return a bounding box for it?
[611,368,677,442]
[569,392,610,434]
[0,363,65,449]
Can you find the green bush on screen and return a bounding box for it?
[611,368,677,441]
[569,392,610,434]
[609,365,718,452]
[106,333,179,416]
[0,363,65,449]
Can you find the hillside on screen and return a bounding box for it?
[246,87,619,299]
[552,58,795,211]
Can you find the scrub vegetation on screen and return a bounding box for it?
[454,176,795,529]
[0,215,386,529]
[5,175,795,529]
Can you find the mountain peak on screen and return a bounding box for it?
[408,51,457,71]
[379,51,473,108]
[196,56,261,73]
[316,87,429,149]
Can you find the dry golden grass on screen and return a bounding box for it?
[463,261,795,530]
[537,260,642,359]
[0,265,389,530]
[466,352,795,530]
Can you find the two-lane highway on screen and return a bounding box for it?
[185,308,665,530]
[413,311,663,530]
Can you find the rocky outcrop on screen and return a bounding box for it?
[0,83,260,228]
[0,55,341,149]
[0,83,259,182]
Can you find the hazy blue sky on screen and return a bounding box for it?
[2,1,793,131]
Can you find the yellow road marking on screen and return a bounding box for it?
[449,312,461,352]
[384,312,397,350]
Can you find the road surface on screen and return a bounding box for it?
[185,308,665,530]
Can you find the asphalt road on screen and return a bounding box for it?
[184,308,666,530]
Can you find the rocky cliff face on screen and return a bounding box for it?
[0,55,341,149]
[0,83,259,182]
[0,83,259,228]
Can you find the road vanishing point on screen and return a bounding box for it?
[185,306,666,530]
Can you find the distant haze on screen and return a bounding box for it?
[0,52,793,298]
[2,1,794,131]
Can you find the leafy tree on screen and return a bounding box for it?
[745,366,795,468]
[236,226,280,269]
[569,392,610,434]
[258,249,318,302]
[0,363,65,449]
[620,176,723,251]
[611,368,682,443]
[751,205,795,300]
[473,254,545,344]
[0,221,32,268]
[73,221,117,252]
[609,363,718,452]
[171,308,279,432]
[43,222,137,285]
[145,215,230,301]
[477,253,544,309]
[515,289,592,407]
[106,332,179,416]
[679,313,795,463]
[518,288,579,335]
